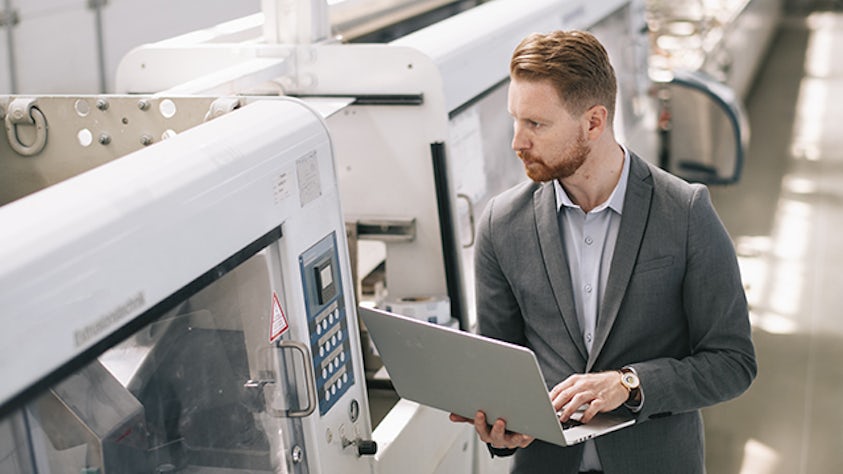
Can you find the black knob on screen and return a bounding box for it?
[357,440,378,456]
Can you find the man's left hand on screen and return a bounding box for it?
[550,371,628,423]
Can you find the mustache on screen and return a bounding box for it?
[517,150,535,161]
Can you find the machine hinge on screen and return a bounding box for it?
[0,9,19,28]
[86,0,109,9]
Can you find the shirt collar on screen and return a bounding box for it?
[555,144,630,214]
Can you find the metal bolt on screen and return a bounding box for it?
[140,134,153,146]
[96,99,109,111]
[291,445,303,464]
[137,99,150,111]
[98,133,111,145]
[349,399,360,422]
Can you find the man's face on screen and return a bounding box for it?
[507,77,590,182]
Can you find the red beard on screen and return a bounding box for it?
[517,132,590,182]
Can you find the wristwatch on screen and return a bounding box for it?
[619,367,641,404]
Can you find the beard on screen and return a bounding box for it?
[518,130,590,182]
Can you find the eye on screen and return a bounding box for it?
[513,118,543,131]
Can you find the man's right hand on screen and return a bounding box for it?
[449,411,535,450]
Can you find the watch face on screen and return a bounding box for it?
[622,372,640,389]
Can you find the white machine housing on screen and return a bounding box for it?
[0,98,375,473]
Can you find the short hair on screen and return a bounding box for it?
[510,30,617,121]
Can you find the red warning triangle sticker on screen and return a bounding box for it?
[270,292,289,342]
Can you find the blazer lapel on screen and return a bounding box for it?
[587,154,653,371]
[534,182,589,364]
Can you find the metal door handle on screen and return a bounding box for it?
[457,193,476,248]
[265,340,317,418]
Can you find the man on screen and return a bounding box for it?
[449,30,757,473]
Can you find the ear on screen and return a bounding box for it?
[584,105,608,140]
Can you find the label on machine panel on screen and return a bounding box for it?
[299,232,355,416]
[270,292,289,342]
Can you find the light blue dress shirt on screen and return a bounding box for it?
[554,146,630,471]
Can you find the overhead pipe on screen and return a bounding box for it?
[262,0,331,44]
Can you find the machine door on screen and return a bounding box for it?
[0,244,316,474]
[655,68,750,185]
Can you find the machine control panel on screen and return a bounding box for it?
[299,232,356,416]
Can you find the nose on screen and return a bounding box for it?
[512,124,530,152]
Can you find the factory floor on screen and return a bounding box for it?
[704,10,843,474]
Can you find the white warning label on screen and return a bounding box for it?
[270,292,289,342]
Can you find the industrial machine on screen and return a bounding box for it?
[0,98,376,473]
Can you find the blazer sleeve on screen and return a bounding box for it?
[632,185,758,420]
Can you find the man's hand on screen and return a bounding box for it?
[550,371,628,424]
[449,411,535,449]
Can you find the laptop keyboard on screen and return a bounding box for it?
[561,418,584,430]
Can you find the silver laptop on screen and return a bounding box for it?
[359,306,635,446]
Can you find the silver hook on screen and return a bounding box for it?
[5,98,48,157]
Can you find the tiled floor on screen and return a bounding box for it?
[704,11,843,474]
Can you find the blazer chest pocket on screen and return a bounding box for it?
[633,255,674,274]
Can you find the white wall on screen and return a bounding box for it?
[0,0,260,94]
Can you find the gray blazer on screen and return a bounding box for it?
[474,153,757,474]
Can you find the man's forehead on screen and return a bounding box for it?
[508,78,565,112]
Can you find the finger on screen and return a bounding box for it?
[560,392,595,421]
[489,418,509,445]
[449,413,472,424]
[490,419,533,449]
[549,374,580,398]
[506,431,534,449]
[517,434,536,449]
[473,411,494,442]
[549,380,569,399]
[551,374,591,411]
[551,387,574,412]
[559,403,577,422]
[579,398,604,424]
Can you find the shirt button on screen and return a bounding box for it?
[585,236,594,245]
[586,333,593,343]
[584,284,593,293]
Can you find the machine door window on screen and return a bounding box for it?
[0,246,308,474]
